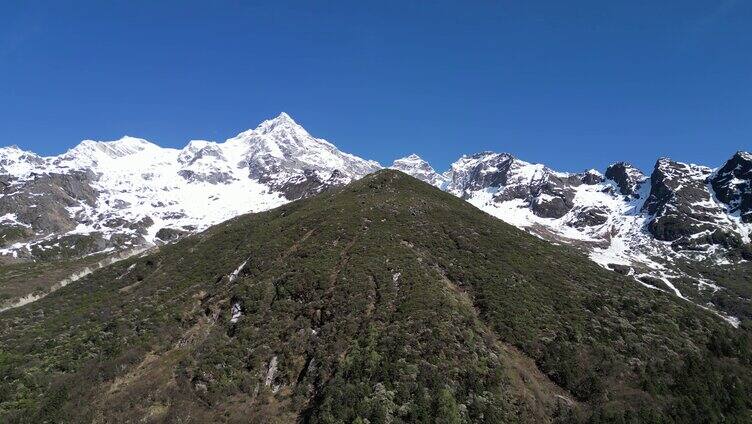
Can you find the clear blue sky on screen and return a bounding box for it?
[1,1,750,173]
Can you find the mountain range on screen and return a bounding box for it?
[1,113,751,327]
[1,170,750,422]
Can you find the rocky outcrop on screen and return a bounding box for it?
[446,152,516,197]
[567,206,609,228]
[267,169,349,200]
[640,158,747,253]
[580,169,604,185]
[155,227,189,243]
[445,152,580,219]
[236,112,380,186]
[529,174,579,219]
[604,162,646,197]
[177,169,235,184]
[711,151,752,223]
[0,170,98,235]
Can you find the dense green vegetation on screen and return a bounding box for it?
[28,233,110,261]
[671,258,752,324]
[0,170,750,423]
[0,253,115,305]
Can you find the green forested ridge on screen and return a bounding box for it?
[0,170,750,423]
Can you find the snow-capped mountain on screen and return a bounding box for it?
[440,152,750,256]
[0,113,379,259]
[1,113,751,325]
[389,154,447,187]
[417,150,751,326]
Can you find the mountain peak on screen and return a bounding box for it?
[76,135,155,149]
[0,145,44,177]
[0,145,34,159]
[265,111,296,126]
[606,160,639,170]
[276,111,294,121]
[604,162,646,197]
[392,153,426,165]
[450,151,516,172]
[735,150,752,162]
[0,144,23,152]
[253,112,304,135]
[467,151,513,159]
[390,154,447,187]
[63,136,159,164]
[653,157,711,176]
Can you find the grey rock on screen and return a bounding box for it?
[642,159,726,247]
[605,162,645,197]
[710,151,752,223]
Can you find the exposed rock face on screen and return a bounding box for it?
[411,152,752,325]
[446,152,580,219]
[232,112,380,194]
[268,169,349,200]
[0,146,45,175]
[568,206,609,228]
[580,169,604,185]
[529,174,579,219]
[155,227,189,244]
[640,159,742,251]
[604,162,646,197]
[175,141,237,184]
[711,151,752,223]
[0,170,98,235]
[177,169,235,184]
[446,152,516,197]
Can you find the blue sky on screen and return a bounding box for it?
[1,1,750,173]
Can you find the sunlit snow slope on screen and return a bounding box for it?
[0,113,378,258]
